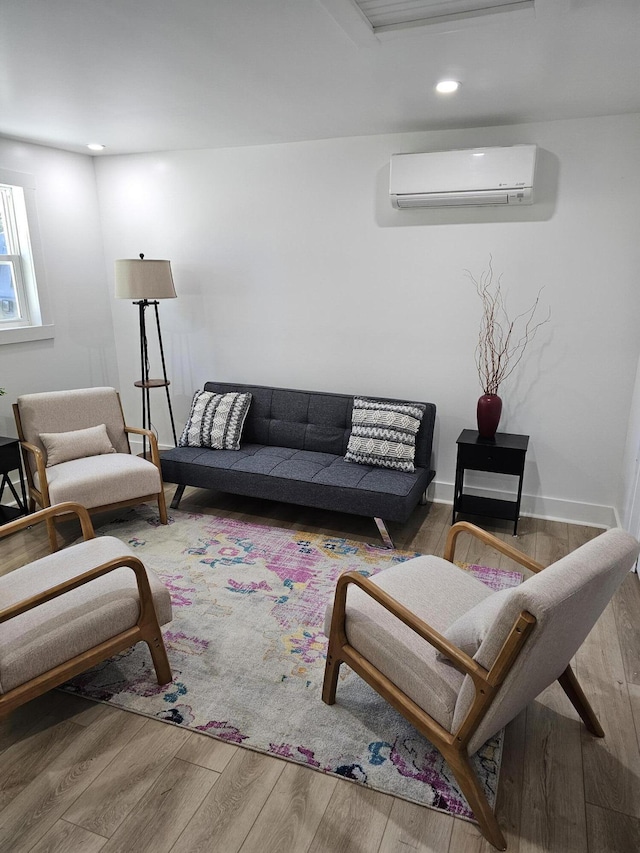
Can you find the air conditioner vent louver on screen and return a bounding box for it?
[396,190,511,208]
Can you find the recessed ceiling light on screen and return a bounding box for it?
[87,143,105,151]
[435,80,460,94]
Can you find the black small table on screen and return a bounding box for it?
[0,436,29,523]
[453,429,529,535]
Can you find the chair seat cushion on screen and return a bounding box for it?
[0,536,172,695]
[325,555,493,730]
[39,453,162,509]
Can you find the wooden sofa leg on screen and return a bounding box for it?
[373,517,395,549]
[170,484,185,510]
[446,749,507,851]
[558,664,604,737]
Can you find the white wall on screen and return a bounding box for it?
[94,113,640,526]
[0,138,118,437]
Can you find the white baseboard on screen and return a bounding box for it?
[431,480,616,529]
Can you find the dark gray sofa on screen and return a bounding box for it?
[160,381,436,545]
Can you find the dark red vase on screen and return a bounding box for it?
[477,394,502,440]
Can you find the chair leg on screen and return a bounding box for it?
[322,647,342,705]
[145,631,172,685]
[558,664,604,737]
[445,748,507,851]
[157,489,168,525]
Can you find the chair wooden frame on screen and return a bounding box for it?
[13,393,168,552]
[322,521,604,850]
[0,502,172,718]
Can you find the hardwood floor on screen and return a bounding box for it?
[2,488,639,852]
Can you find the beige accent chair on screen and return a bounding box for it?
[323,521,640,850]
[14,386,168,551]
[0,502,172,718]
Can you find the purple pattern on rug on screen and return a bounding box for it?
[270,743,322,767]
[464,563,522,591]
[161,575,198,608]
[196,720,248,743]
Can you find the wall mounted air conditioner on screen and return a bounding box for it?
[389,144,537,208]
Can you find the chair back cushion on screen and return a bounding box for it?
[16,387,130,471]
[454,528,639,755]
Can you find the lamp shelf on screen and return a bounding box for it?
[134,379,170,389]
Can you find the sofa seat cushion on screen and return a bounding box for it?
[161,443,432,522]
[0,536,172,694]
[325,555,493,730]
[165,445,421,494]
[36,453,162,508]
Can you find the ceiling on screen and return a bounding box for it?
[1,0,639,156]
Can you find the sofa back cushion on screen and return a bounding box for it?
[203,382,436,469]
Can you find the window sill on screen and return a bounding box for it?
[0,324,55,345]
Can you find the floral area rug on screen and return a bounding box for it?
[62,507,522,823]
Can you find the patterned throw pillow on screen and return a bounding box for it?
[345,397,426,473]
[179,391,252,450]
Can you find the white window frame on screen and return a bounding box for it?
[0,168,54,345]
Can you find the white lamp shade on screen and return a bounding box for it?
[115,258,177,300]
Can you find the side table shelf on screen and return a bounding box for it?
[453,429,529,535]
[0,436,29,523]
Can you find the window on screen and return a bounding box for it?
[0,169,53,344]
[1,185,32,326]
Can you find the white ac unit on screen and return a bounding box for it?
[389,144,537,208]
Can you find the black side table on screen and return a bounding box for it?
[0,436,29,523]
[453,429,529,535]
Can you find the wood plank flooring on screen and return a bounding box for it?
[1,488,639,852]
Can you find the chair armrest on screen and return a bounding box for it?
[444,521,544,574]
[0,501,96,542]
[124,426,162,467]
[18,439,51,504]
[333,571,490,682]
[0,553,156,627]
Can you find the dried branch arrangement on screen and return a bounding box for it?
[466,258,550,396]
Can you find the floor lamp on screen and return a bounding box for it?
[115,254,178,458]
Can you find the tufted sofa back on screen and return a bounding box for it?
[204,382,436,470]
